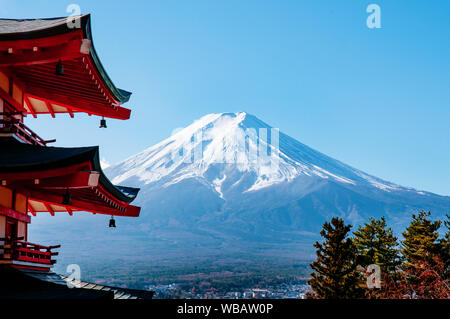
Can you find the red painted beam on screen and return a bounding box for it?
[0,39,89,67]
[28,204,36,217]
[23,188,140,217]
[0,206,31,223]
[12,171,100,189]
[16,65,101,88]
[44,101,55,118]
[25,90,131,120]
[25,96,37,118]
[0,162,92,182]
[0,30,83,51]
[25,81,107,104]
[11,265,51,272]
[43,202,55,216]
[0,86,25,112]
[18,70,105,96]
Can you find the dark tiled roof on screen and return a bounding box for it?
[0,17,68,35]
[0,266,154,299]
[0,138,98,172]
[0,14,131,104]
[0,138,139,203]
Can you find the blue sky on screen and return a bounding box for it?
[2,1,450,196]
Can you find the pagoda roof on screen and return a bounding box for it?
[0,138,140,217]
[0,17,70,36]
[0,14,133,119]
[0,266,155,299]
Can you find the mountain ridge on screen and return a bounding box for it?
[104,112,449,242]
[30,112,450,266]
[107,112,420,196]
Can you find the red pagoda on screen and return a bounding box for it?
[0,14,141,281]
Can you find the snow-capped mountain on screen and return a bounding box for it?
[30,112,450,265]
[109,112,408,195]
[102,112,449,255]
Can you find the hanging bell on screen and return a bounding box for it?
[99,117,107,129]
[55,60,64,76]
[109,216,116,228]
[62,189,72,206]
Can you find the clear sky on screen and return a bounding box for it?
[2,1,449,196]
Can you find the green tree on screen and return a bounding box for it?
[402,211,441,266]
[353,216,401,273]
[308,217,362,299]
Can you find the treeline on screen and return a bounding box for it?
[308,211,449,299]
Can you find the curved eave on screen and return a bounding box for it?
[89,146,139,204]
[0,139,140,208]
[81,15,131,104]
[0,14,131,104]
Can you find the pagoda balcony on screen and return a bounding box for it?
[0,236,60,270]
[0,115,55,146]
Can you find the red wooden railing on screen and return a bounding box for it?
[0,237,59,265]
[0,115,55,146]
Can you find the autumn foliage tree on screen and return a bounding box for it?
[308,217,362,299]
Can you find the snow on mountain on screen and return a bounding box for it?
[103,112,449,246]
[108,112,407,196]
[30,112,450,263]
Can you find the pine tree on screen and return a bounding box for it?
[308,217,362,299]
[402,211,441,266]
[353,216,401,273]
[399,211,448,298]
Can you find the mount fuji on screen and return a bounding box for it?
[101,112,449,256]
[29,112,450,265]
